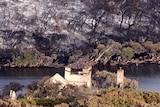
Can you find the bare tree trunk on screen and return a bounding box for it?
[94,47,111,63]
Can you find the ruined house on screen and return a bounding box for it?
[65,60,92,87]
[47,60,92,88]
[47,73,69,87]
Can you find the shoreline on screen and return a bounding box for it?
[0,60,160,68]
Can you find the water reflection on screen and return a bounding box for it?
[105,63,160,92]
[0,67,64,91]
[0,64,160,92]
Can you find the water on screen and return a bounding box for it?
[0,67,64,92]
[105,63,160,92]
[1,64,160,92]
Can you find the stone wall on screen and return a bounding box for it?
[64,67,92,87]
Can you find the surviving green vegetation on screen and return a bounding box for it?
[104,50,112,56]
[2,38,160,67]
[129,41,144,53]
[100,88,160,107]
[15,51,36,63]
[20,98,64,107]
[18,88,160,107]
[122,47,133,59]
[1,87,160,107]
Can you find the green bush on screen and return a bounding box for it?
[23,52,36,62]
[15,51,36,63]
[130,41,144,52]
[137,91,160,104]
[20,98,64,107]
[104,50,112,56]
[15,56,24,63]
[110,97,135,106]
[122,47,133,59]
[20,99,36,105]
[34,98,64,107]
[105,87,117,92]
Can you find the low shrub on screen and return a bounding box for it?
[97,44,106,50]
[109,97,136,106]
[144,41,160,53]
[137,91,160,104]
[23,52,36,62]
[122,47,133,59]
[113,41,122,49]
[20,99,36,105]
[15,56,23,63]
[129,41,144,52]
[20,98,64,107]
[104,50,112,56]
[15,51,36,63]
[34,98,64,107]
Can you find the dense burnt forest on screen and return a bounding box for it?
[0,0,160,66]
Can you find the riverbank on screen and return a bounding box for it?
[1,39,160,68]
[0,63,160,92]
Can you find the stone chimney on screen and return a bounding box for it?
[117,67,124,89]
[10,90,17,100]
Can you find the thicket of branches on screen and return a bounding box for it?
[72,0,160,42]
[0,0,160,54]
